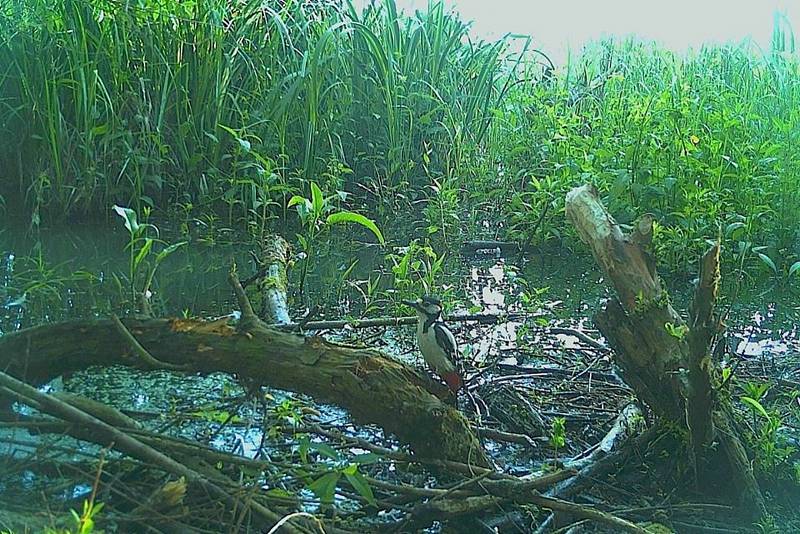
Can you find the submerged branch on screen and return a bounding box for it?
[0,370,304,533]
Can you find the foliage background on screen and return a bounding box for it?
[0,0,798,279]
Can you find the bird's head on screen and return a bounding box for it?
[403,296,443,319]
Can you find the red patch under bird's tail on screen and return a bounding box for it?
[441,371,463,393]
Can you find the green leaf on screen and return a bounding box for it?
[217,124,250,152]
[343,466,376,505]
[724,221,746,238]
[789,261,800,278]
[311,182,324,217]
[721,367,732,383]
[218,124,238,137]
[740,396,770,419]
[91,123,109,135]
[265,488,293,499]
[133,238,154,270]
[352,452,381,465]
[287,195,307,208]
[298,435,310,464]
[113,205,139,235]
[288,196,312,222]
[155,241,188,264]
[312,442,341,460]
[326,211,385,244]
[756,253,777,274]
[307,471,340,504]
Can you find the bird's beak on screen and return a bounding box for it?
[402,299,421,311]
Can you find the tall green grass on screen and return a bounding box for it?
[0,0,799,278]
[0,0,505,222]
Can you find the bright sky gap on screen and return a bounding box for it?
[353,0,798,64]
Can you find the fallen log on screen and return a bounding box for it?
[0,270,488,467]
[565,184,766,517]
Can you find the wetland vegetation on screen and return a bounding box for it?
[0,0,799,532]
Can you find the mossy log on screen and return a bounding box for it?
[565,184,765,517]
[252,234,292,324]
[0,313,488,466]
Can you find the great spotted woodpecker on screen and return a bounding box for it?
[403,296,463,393]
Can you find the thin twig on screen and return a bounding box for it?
[228,262,263,332]
[0,370,308,534]
[112,314,186,371]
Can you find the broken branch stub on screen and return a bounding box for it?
[565,185,660,310]
[565,184,765,517]
[257,235,292,325]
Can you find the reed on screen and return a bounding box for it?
[0,0,798,278]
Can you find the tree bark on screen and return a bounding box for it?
[247,234,292,324]
[0,314,487,466]
[259,235,292,325]
[565,184,765,517]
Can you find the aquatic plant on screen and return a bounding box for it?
[387,239,450,308]
[288,181,384,295]
[112,205,186,312]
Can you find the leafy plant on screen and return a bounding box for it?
[217,124,291,240]
[297,437,378,507]
[740,384,796,477]
[549,416,566,457]
[288,181,384,294]
[386,239,449,306]
[112,205,186,312]
[1,247,97,325]
[43,499,104,534]
[664,321,689,340]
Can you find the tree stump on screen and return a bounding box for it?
[565,184,765,517]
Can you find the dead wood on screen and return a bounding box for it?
[0,370,306,534]
[530,494,649,533]
[0,269,488,466]
[411,494,505,521]
[248,235,292,324]
[411,491,648,533]
[565,184,765,517]
[565,403,644,471]
[478,426,548,447]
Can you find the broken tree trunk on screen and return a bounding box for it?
[565,184,765,517]
[245,234,292,324]
[0,269,488,467]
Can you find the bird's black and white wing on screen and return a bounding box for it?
[433,322,458,366]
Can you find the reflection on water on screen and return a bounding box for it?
[0,222,249,330]
[2,221,798,357]
[1,224,798,421]
[0,220,798,519]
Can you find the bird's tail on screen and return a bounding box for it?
[441,371,463,393]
